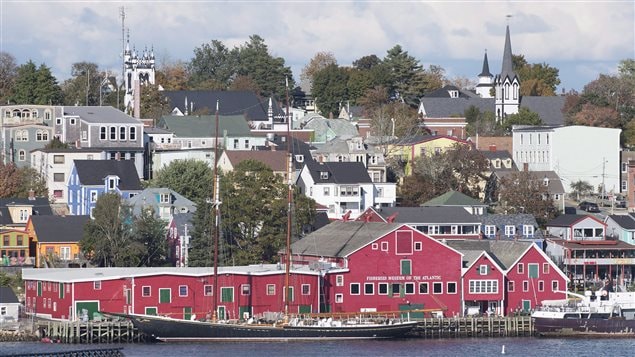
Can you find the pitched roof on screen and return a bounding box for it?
[30,215,90,243]
[62,106,142,124]
[393,134,470,146]
[0,286,19,304]
[481,214,544,239]
[127,188,196,216]
[424,85,477,99]
[162,90,285,121]
[223,150,288,172]
[495,170,565,195]
[305,161,372,184]
[0,198,52,225]
[422,190,485,207]
[157,115,251,138]
[608,214,635,230]
[291,221,404,257]
[375,206,482,224]
[546,214,598,227]
[302,117,359,139]
[73,160,142,190]
[479,51,492,77]
[446,240,532,270]
[499,25,517,81]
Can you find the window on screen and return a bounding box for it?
[82,131,88,140]
[552,280,559,291]
[110,127,116,140]
[391,283,400,295]
[378,283,388,295]
[336,275,344,287]
[371,243,378,250]
[100,127,106,140]
[414,242,422,251]
[469,280,498,294]
[53,173,65,182]
[543,263,550,274]
[204,285,213,296]
[244,139,249,149]
[523,281,529,292]
[301,284,310,295]
[70,118,76,125]
[108,177,116,190]
[129,127,136,141]
[447,282,457,294]
[16,236,23,246]
[90,191,98,203]
[266,284,275,296]
[56,117,62,125]
[538,281,544,292]
[622,180,627,191]
[396,231,413,255]
[18,150,26,161]
[505,225,515,236]
[517,263,524,274]
[120,127,126,140]
[419,282,429,294]
[528,263,539,278]
[53,155,65,164]
[350,283,360,295]
[142,286,151,297]
[433,282,443,294]
[364,283,374,295]
[400,260,411,275]
[523,225,534,237]
[179,285,188,297]
[94,281,102,290]
[381,241,388,251]
[508,281,515,292]
[479,264,489,275]
[159,288,171,303]
[221,287,234,302]
[405,282,415,294]
[623,162,628,173]
[160,193,170,203]
[323,187,330,196]
[241,284,251,295]
[335,294,343,303]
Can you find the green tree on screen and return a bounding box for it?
[11,60,62,104]
[502,107,543,132]
[512,54,561,96]
[0,51,18,104]
[15,167,48,199]
[133,208,169,267]
[496,171,557,225]
[187,199,214,267]
[383,45,422,99]
[312,64,349,117]
[61,62,101,106]
[44,137,69,149]
[301,51,337,88]
[80,193,141,267]
[188,40,237,89]
[570,180,593,201]
[151,159,214,203]
[139,84,172,120]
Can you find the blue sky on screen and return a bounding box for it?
[1,1,633,93]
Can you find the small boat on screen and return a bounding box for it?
[110,312,418,341]
[532,284,635,337]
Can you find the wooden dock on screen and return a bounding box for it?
[36,320,147,344]
[411,316,533,338]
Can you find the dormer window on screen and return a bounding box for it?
[295,155,304,163]
[449,90,459,98]
[543,177,549,186]
[106,176,119,191]
[320,171,329,180]
[160,193,171,203]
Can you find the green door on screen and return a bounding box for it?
[217,306,226,320]
[239,306,250,321]
[145,307,158,315]
[183,307,192,320]
[76,301,99,321]
[399,303,424,319]
[59,283,64,299]
[37,281,42,296]
[522,300,531,312]
[298,305,311,314]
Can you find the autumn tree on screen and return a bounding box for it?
[502,107,543,132]
[0,162,21,198]
[512,54,561,96]
[15,167,48,198]
[156,60,189,90]
[139,84,172,120]
[496,171,557,225]
[0,51,18,104]
[150,159,214,203]
[301,51,337,88]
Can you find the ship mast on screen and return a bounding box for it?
[212,100,221,321]
[284,77,292,319]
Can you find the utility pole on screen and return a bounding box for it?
[119,7,125,111]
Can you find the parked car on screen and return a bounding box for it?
[564,206,577,214]
[578,201,600,212]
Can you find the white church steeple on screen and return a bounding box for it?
[124,32,156,115]
[494,25,520,122]
[475,50,494,98]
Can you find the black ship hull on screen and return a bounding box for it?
[533,316,635,337]
[117,314,417,341]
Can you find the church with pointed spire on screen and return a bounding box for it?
[123,34,156,115]
[494,25,520,120]
[475,51,494,98]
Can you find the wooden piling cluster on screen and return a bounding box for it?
[410,316,533,338]
[36,320,148,344]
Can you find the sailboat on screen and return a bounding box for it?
[110,84,418,341]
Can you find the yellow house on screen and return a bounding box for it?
[26,215,90,267]
[386,135,472,177]
[0,229,31,266]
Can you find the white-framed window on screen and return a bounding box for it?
[428,225,440,235]
[508,281,515,292]
[100,127,107,140]
[543,263,550,274]
[142,286,151,297]
[371,243,378,250]
[110,126,116,140]
[179,285,188,297]
[447,282,457,294]
[301,284,310,295]
[523,225,534,237]
[364,283,374,295]
[56,117,62,125]
[538,280,544,292]
[484,225,496,237]
[108,177,117,190]
[551,280,559,291]
[479,264,489,275]
[323,187,330,196]
[90,191,98,203]
[505,225,515,236]
[350,283,360,295]
[160,193,170,203]
[433,282,443,294]
[204,285,213,296]
[405,282,415,295]
[335,275,344,287]
[53,173,65,182]
[517,263,524,274]
[129,127,136,141]
[320,171,328,180]
[419,282,428,294]
[414,241,422,251]
[378,283,388,295]
[381,241,388,251]
[469,280,499,294]
[18,150,26,161]
[53,155,65,164]
[335,294,343,303]
[622,180,628,191]
[523,281,529,292]
[622,162,628,173]
[94,281,102,290]
[70,118,76,125]
[120,127,126,140]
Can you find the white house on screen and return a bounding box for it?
[512,125,621,194]
[296,161,396,220]
[0,286,20,327]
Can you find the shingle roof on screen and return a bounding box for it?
[495,170,565,195]
[0,286,19,304]
[302,117,359,139]
[422,190,485,207]
[0,198,52,225]
[546,214,594,227]
[31,215,89,243]
[376,206,482,224]
[162,90,285,122]
[223,150,288,172]
[62,106,142,124]
[305,161,372,184]
[127,188,196,216]
[393,134,469,146]
[481,214,544,239]
[291,221,403,257]
[73,160,142,190]
[157,115,251,138]
[446,240,532,270]
[608,214,635,230]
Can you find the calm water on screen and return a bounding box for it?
[1,338,634,357]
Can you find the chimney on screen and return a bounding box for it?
[28,189,35,201]
[489,144,497,152]
[523,163,529,172]
[133,79,141,119]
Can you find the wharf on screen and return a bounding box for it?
[411,316,533,338]
[35,320,147,344]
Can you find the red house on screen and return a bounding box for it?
[289,221,464,317]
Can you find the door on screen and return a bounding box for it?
[399,303,424,319]
[183,307,192,320]
[522,300,531,312]
[488,301,498,315]
[239,306,250,321]
[217,306,226,320]
[75,301,99,321]
[298,305,312,314]
[145,307,157,315]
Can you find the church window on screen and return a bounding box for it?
[513,83,519,100]
[505,84,510,100]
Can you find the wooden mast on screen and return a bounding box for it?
[284,77,292,319]
[212,99,221,321]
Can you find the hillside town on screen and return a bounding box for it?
[1,22,634,334]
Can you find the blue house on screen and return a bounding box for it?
[67,160,142,216]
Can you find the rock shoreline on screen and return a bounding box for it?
[0,329,39,342]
